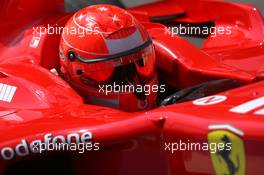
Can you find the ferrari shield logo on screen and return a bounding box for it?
[208,130,245,175]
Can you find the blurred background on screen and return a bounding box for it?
[124,0,264,15]
[65,0,264,47]
[66,0,264,15]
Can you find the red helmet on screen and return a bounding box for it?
[59,4,157,111]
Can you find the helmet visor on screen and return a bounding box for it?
[74,44,156,98]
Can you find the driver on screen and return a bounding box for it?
[59,4,158,112]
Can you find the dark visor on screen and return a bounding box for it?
[73,38,153,63]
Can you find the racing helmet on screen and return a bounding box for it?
[59,4,157,111]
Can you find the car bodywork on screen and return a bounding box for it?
[0,0,263,174]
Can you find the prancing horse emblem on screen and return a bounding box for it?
[208,130,245,175]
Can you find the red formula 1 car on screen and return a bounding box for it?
[0,0,263,175]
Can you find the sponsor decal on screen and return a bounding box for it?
[29,36,41,48]
[230,96,264,115]
[208,129,245,175]
[137,99,148,110]
[193,95,227,106]
[0,83,16,102]
[0,131,100,160]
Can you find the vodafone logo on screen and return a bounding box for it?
[193,95,227,106]
[0,131,96,160]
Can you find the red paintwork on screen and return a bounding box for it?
[0,0,263,174]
